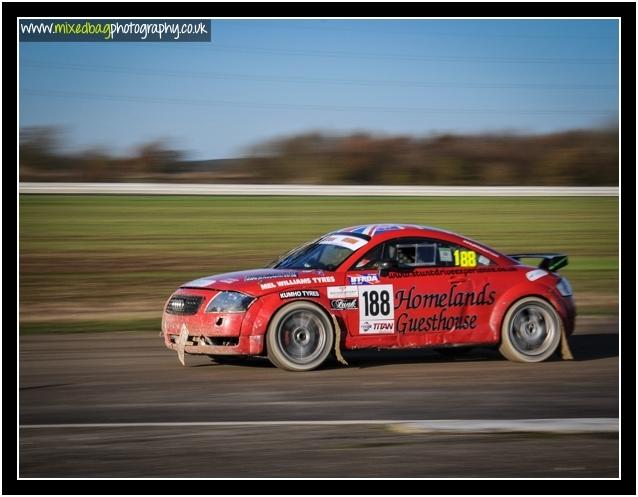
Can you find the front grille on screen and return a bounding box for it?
[166,295,204,315]
[206,336,240,347]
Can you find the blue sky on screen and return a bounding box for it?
[19,19,619,160]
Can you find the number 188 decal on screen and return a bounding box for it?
[359,285,395,334]
[453,249,477,267]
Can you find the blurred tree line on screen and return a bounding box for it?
[19,127,184,182]
[20,126,618,185]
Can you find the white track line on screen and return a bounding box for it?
[19,182,619,197]
[20,418,618,433]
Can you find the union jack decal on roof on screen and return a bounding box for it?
[341,224,427,236]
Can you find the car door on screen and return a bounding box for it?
[344,236,486,349]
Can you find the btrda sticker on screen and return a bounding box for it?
[348,274,380,285]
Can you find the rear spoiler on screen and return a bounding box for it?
[508,253,568,272]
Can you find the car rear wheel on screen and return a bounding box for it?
[499,296,561,362]
[266,301,334,371]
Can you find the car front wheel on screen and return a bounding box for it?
[499,296,562,363]
[266,301,334,371]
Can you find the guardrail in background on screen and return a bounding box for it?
[19,183,619,196]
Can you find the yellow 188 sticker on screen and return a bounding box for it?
[453,250,477,267]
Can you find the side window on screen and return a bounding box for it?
[388,237,493,268]
[351,237,493,270]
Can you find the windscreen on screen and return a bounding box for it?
[271,234,368,271]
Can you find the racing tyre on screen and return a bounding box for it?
[499,296,562,363]
[266,301,334,371]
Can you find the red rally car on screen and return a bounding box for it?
[162,224,576,371]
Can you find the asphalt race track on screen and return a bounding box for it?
[19,317,619,478]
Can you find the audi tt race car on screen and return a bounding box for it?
[161,224,575,371]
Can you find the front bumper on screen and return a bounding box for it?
[161,288,264,356]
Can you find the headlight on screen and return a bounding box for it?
[205,291,255,313]
[166,295,204,315]
[556,277,573,297]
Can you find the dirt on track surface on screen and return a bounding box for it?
[19,318,619,478]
